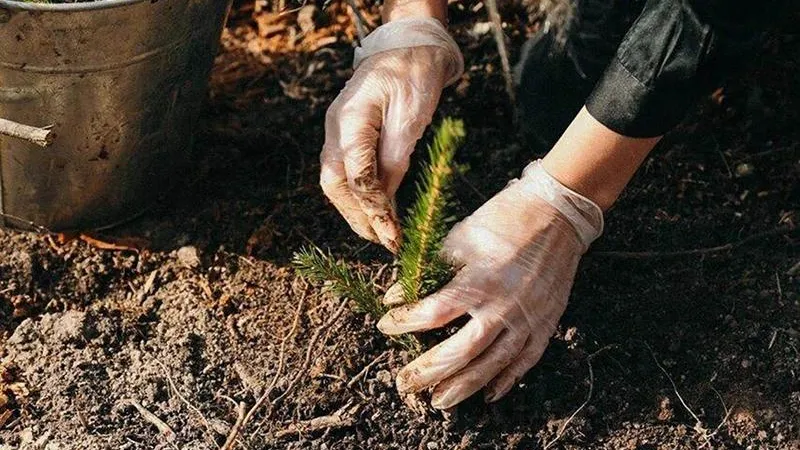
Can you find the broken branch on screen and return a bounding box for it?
[122,399,176,443]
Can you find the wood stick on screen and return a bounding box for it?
[485,0,515,105]
[220,401,247,450]
[346,352,388,389]
[0,118,54,147]
[122,399,176,443]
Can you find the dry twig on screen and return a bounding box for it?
[484,0,515,105]
[346,352,388,389]
[274,401,359,439]
[122,399,176,443]
[220,401,247,450]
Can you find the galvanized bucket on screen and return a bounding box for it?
[0,0,233,232]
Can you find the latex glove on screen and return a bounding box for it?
[378,160,604,408]
[320,18,463,252]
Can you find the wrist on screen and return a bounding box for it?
[541,107,661,211]
[382,0,448,26]
[352,17,464,87]
[519,160,604,250]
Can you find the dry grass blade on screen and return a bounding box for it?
[543,346,613,449]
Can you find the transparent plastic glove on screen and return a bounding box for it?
[378,160,604,408]
[320,18,463,252]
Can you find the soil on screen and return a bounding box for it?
[1,1,799,449]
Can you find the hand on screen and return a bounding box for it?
[377,160,604,408]
[320,18,463,253]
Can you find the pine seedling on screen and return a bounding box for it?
[398,118,464,304]
[292,245,384,318]
[293,245,422,351]
[292,117,465,351]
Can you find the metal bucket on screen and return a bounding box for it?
[0,0,233,231]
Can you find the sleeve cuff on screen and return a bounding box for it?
[585,57,703,138]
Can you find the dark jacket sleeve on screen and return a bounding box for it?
[585,0,774,138]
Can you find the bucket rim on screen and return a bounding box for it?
[0,0,148,12]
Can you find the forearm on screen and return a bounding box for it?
[542,107,661,211]
[382,0,448,24]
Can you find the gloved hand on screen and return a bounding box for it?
[377,160,604,408]
[320,18,463,253]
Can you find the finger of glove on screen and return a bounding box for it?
[343,139,402,254]
[377,276,470,334]
[321,80,385,243]
[483,333,549,403]
[378,82,438,198]
[319,151,380,243]
[430,329,527,409]
[396,318,503,394]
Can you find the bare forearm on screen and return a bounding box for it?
[382,0,448,24]
[542,107,661,211]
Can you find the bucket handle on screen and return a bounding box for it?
[0,117,53,147]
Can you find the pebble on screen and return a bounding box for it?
[375,369,393,387]
[177,246,201,269]
[735,163,755,177]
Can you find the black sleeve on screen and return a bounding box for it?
[585,0,775,138]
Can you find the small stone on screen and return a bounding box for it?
[470,22,492,36]
[741,359,752,369]
[426,442,440,450]
[735,163,754,178]
[564,327,577,342]
[375,370,393,387]
[177,246,201,269]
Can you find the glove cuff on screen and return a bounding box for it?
[520,160,604,250]
[353,17,465,87]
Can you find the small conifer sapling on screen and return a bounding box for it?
[293,117,466,347]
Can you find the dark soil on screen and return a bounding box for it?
[1,2,799,449]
